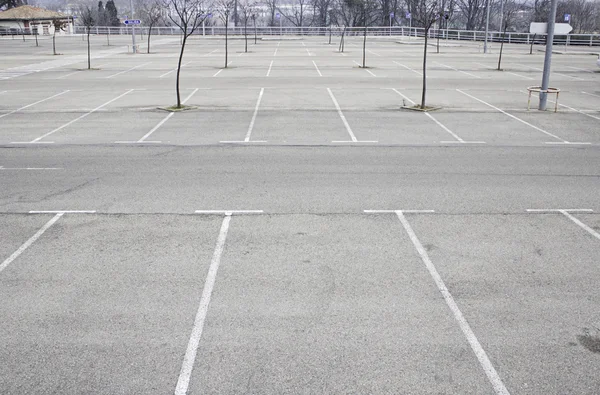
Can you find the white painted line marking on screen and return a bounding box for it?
[266,60,273,77]
[582,91,600,99]
[104,62,152,78]
[22,90,135,144]
[435,61,481,79]
[273,48,278,57]
[327,88,358,142]
[301,42,306,46]
[366,209,510,395]
[514,63,584,81]
[312,60,322,77]
[105,62,151,79]
[456,89,571,143]
[219,140,267,143]
[366,49,381,57]
[160,61,193,78]
[305,48,313,57]
[244,88,264,142]
[565,66,592,73]
[213,69,223,77]
[392,89,484,144]
[473,63,534,80]
[364,210,435,213]
[29,210,96,213]
[527,209,599,240]
[0,213,64,275]
[0,166,62,170]
[393,61,422,76]
[194,210,263,214]
[331,140,379,143]
[0,91,6,95]
[204,49,219,56]
[134,88,199,143]
[175,210,261,394]
[0,91,69,119]
[365,68,376,77]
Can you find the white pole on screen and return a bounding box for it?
[539,0,559,110]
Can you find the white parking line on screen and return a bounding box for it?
[105,62,151,79]
[244,88,264,142]
[514,63,584,81]
[353,60,376,76]
[312,60,322,77]
[0,90,70,120]
[13,90,134,144]
[0,166,62,170]
[473,63,533,80]
[305,48,313,56]
[393,61,422,76]
[366,49,381,57]
[0,213,64,275]
[391,89,484,144]
[175,210,263,395]
[0,91,6,95]
[159,61,193,78]
[435,61,481,79]
[116,88,199,143]
[527,209,599,241]
[266,60,273,77]
[565,66,592,73]
[582,91,600,99]
[456,89,589,144]
[213,62,232,77]
[364,209,510,395]
[220,88,266,143]
[328,88,378,143]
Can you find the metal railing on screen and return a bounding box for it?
[68,25,600,47]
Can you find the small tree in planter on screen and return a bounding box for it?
[217,0,236,68]
[142,0,164,54]
[415,0,441,109]
[52,19,68,55]
[80,6,96,70]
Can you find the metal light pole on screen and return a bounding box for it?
[130,0,136,53]
[539,0,559,110]
[483,0,491,53]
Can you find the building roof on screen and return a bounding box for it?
[0,5,68,21]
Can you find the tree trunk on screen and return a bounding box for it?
[35,31,38,47]
[53,34,56,55]
[328,26,332,44]
[530,33,536,54]
[175,34,187,108]
[148,25,152,54]
[362,24,367,68]
[225,16,229,68]
[87,29,91,69]
[497,26,507,70]
[421,30,428,109]
[254,19,257,44]
[244,21,248,52]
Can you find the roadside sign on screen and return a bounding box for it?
[406,12,411,19]
[564,14,571,22]
[529,22,572,34]
[124,19,141,25]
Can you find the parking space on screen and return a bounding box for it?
[0,209,598,393]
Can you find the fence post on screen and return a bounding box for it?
[473,31,476,41]
[590,35,593,47]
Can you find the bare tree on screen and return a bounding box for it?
[239,0,257,52]
[497,0,519,70]
[279,0,311,27]
[217,0,236,68]
[312,0,333,26]
[264,0,277,26]
[455,0,485,30]
[51,18,68,55]
[80,6,96,70]
[164,0,206,108]
[142,0,164,53]
[414,0,440,109]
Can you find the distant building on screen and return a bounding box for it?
[0,5,73,35]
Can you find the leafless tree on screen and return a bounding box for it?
[279,0,311,27]
[497,0,520,70]
[239,0,257,52]
[217,0,236,67]
[80,6,96,69]
[413,0,440,109]
[52,18,68,55]
[163,0,207,108]
[312,0,333,26]
[264,0,277,26]
[142,0,164,53]
[455,0,485,30]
